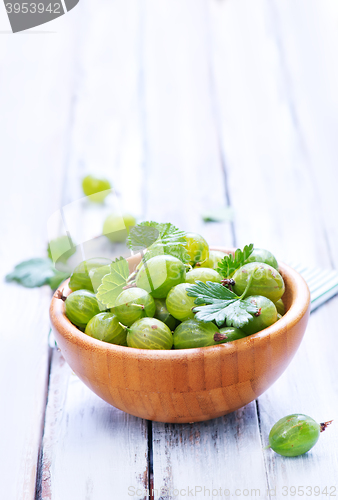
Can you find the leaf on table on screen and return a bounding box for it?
[217,243,254,278]
[96,257,130,308]
[202,207,234,223]
[187,280,258,327]
[127,221,190,264]
[5,258,70,289]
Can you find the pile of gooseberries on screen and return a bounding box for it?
[56,232,287,351]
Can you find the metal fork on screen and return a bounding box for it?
[287,262,338,312]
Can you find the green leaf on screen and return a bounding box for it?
[127,225,159,252]
[187,280,238,303]
[127,221,190,264]
[5,258,70,289]
[216,243,254,278]
[202,207,234,223]
[96,257,130,308]
[187,280,258,327]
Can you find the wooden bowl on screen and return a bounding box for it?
[49,248,310,423]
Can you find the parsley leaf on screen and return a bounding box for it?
[127,221,190,264]
[187,280,258,328]
[5,258,70,289]
[217,243,254,278]
[96,257,130,308]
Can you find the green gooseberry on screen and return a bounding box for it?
[244,248,278,270]
[136,255,186,298]
[153,298,178,331]
[126,318,173,350]
[166,283,196,322]
[69,258,112,293]
[103,213,136,243]
[82,175,111,202]
[85,312,127,345]
[173,319,221,349]
[216,327,248,343]
[47,235,76,265]
[185,267,221,284]
[113,287,156,327]
[62,289,103,330]
[233,262,285,303]
[198,250,228,270]
[275,298,285,316]
[240,295,278,335]
[268,414,332,457]
[184,232,209,266]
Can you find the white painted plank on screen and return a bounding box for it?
[39,1,149,498]
[208,0,330,267]
[209,0,338,493]
[0,16,78,500]
[141,1,267,498]
[142,0,233,248]
[38,350,149,500]
[268,0,338,266]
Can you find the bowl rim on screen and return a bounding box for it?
[49,247,311,359]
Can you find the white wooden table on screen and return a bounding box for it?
[1,1,338,499]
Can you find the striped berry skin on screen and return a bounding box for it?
[69,258,112,293]
[240,295,278,335]
[184,232,209,266]
[199,250,228,270]
[153,298,178,331]
[85,312,127,345]
[65,289,102,330]
[127,318,173,350]
[268,414,322,457]
[113,287,156,327]
[166,283,196,322]
[233,262,285,303]
[136,255,186,299]
[173,319,221,349]
[185,267,221,285]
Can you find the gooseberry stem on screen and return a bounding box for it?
[123,281,137,290]
[118,322,128,330]
[127,271,137,282]
[320,420,333,432]
[54,289,67,302]
[214,333,228,342]
[263,444,271,450]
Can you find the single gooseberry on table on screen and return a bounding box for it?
[82,175,111,202]
[267,414,332,457]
